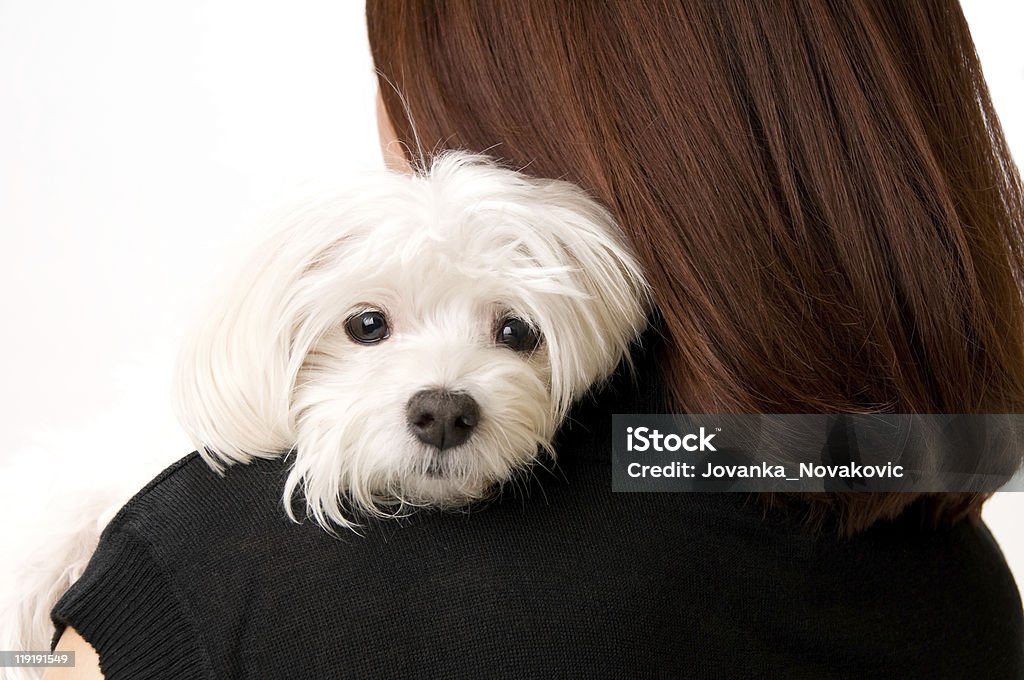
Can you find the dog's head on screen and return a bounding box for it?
[174,152,651,529]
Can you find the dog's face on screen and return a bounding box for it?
[175,153,650,529]
[291,233,559,516]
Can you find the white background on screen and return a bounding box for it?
[0,1,1021,594]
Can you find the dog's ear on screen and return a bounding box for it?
[423,152,653,420]
[526,179,655,419]
[172,199,363,471]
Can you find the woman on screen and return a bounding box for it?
[50,1,1023,677]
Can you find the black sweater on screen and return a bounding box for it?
[51,345,1024,679]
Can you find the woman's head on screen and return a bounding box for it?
[376,89,410,173]
[366,0,1024,533]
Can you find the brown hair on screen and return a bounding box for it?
[367,0,1024,535]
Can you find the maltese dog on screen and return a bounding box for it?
[175,151,651,528]
[1,152,650,667]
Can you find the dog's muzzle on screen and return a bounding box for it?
[406,389,480,451]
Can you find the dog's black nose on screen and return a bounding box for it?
[406,389,480,451]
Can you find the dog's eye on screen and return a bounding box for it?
[345,310,390,345]
[496,316,540,353]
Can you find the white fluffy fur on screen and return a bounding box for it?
[0,349,190,680]
[175,151,652,528]
[0,153,650,669]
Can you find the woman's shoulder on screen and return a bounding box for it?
[56,454,295,619]
[57,334,1023,678]
[58,443,1022,678]
[107,454,288,540]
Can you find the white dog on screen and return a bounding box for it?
[175,151,651,528]
[1,152,650,670]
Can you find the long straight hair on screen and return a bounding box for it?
[366,0,1024,535]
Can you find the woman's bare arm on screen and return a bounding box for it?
[42,627,104,680]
